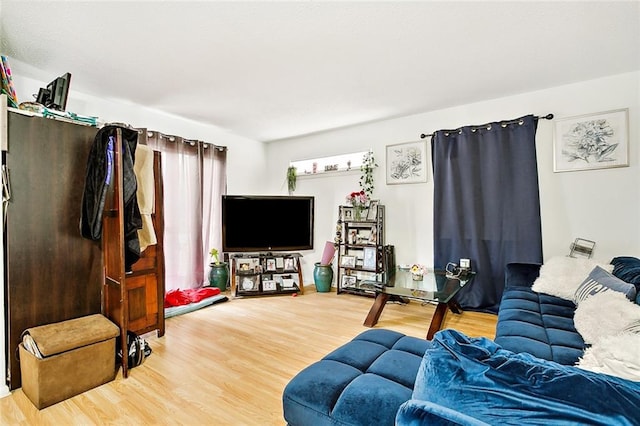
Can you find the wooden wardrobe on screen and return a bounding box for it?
[3,113,165,389]
[99,127,165,378]
[4,111,102,390]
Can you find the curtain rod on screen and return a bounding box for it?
[419,113,554,139]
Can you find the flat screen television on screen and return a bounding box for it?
[222,195,314,253]
[36,72,71,111]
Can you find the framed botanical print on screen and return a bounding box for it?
[386,140,428,184]
[553,109,629,172]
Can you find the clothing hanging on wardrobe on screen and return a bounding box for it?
[80,125,142,271]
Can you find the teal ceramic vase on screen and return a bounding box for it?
[313,262,333,293]
[208,263,229,291]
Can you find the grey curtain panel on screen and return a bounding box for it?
[431,115,543,313]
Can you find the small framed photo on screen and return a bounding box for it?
[342,207,353,220]
[275,257,284,269]
[363,247,377,270]
[341,275,357,288]
[386,140,428,184]
[368,226,378,244]
[265,258,276,271]
[262,279,277,291]
[240,276,259,292]
[340,255,356,268]
[237,259,253,272]
[284,258,296,271]
[553,109,629,172]
[366,200,379,221]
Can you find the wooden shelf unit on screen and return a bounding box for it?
[336,204,387,296]
[230,253,304,297]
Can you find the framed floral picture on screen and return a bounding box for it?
[386,140,428,184]
[553,109,629,172]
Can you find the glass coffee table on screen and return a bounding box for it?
[362,267,475,340]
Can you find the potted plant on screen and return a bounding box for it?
[359,151,377,198]
[286,165,297,195]
[208,248,229,291]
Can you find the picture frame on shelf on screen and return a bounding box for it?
[342,207,353,220]
[275,257,284,269]
[553,109,629,173]
[366,200,379,220]
[341,275,357,288]
[283,258,296,271]
[237,258,256,273]
[240,276,259,292]
[265,258,276,271]
[262,279,277,291]
[363,246,377,270]
[340,255,356,268]
[368,226,378,244]
[386,140,428,184]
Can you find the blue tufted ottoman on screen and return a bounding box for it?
[283,328,432,426]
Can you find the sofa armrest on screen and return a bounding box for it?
[396,399,490,426]
[504,262,541,290]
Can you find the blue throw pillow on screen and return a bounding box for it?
[574,265,636,303]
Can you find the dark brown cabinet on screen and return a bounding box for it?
[3,114,165,388]
[4,111,102,389]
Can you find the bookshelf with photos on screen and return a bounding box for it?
[230,253,304,297]
[335,203,387,296]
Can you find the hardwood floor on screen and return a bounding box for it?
[0,289,497,425]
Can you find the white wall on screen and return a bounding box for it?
[8,59,268,195]
[266,72,640,283]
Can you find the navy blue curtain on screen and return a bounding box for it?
[432,115,543,313]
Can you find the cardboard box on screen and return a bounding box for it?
[19,314,119,409]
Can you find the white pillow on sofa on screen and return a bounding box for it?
[574,290,640,344]
[574,290,640,381]
[531,256,613,301]
[577,332,640,382]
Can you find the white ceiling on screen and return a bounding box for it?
[1,1,639,142]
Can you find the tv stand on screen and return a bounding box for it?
[230,252,305,297]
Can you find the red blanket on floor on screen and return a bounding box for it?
[164,287,221,308]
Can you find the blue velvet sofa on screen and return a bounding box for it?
[282,258,640,425]
[493,262,587,365]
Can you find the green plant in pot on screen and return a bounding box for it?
[359,151,377,198]
[208,248,229,291]
[286,165,297,195]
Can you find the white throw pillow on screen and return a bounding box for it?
[577,333,640,382]
[531,256,613,300]
[573,291,640,345]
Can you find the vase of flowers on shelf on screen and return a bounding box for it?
[346,190,368,220]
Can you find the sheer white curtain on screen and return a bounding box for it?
[148,133,227,291]
[201,143,227,279]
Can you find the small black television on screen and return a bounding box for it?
[222,195,314,253]
[36,72,71,111]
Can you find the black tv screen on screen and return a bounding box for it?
[222,195,314,252]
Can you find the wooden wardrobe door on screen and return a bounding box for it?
[5,113,102,389]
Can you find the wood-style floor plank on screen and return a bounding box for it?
[0,289,497,425]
